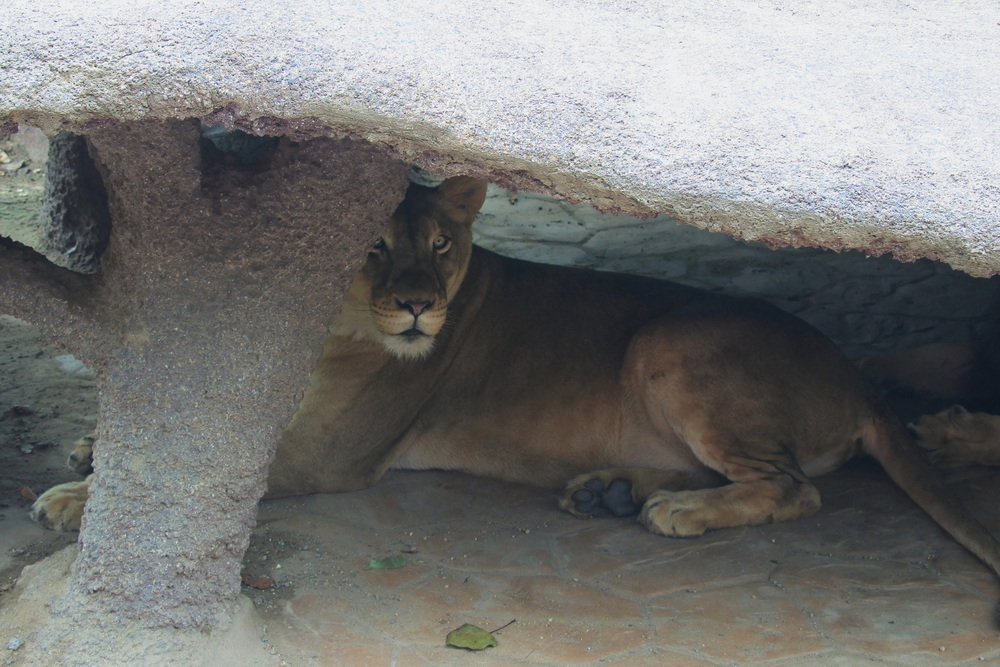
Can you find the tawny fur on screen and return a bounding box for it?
[30,435,94,531]
[911,405,1000,469]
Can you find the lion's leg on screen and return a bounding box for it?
[639,474,821,537]
[624,424,823,536]
[265,411,396,499]
[31,475,92,532]
[560,464,820,536]
[31,434,97,532]
[560,467,723,518]
[605,315,834,537]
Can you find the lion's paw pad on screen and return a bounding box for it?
[568,478,641,518]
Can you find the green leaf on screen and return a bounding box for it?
[446,623,498,650]
[365,555,407,570]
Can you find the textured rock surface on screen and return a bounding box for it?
[0,122,409,651]
[2,0,999,274]
[474,185,998,359]
[39,132,111,273]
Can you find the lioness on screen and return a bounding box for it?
[32,176,1000,584]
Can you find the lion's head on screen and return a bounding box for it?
[336,176,488,360]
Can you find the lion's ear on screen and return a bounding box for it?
[437,177,488,224]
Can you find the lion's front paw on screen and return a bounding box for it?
[560,472,642,518]
[67,434,95,475]
[639,490,708,537]
[30,476,91,532]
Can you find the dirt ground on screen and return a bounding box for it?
[0,131,92,597]
[0,315,94,596]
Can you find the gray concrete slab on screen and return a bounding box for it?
[2,0,998,274]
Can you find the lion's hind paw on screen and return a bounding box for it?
[561,474,642,518]
[30,477,91,532]
[911,406,1000,468]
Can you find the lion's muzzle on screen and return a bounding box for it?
[371,295,448,359]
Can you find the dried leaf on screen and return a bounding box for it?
[20,486,37,501]
[446,623,498,650]
[365,555,407,570]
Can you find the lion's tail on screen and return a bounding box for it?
[862,395,1000,578]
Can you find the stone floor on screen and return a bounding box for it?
[244,463,1000,666]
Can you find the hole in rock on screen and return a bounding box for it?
[0,126,111,274]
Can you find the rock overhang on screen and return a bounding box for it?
[1,0,999,275]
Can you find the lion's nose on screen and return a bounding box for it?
[397,299,433,316]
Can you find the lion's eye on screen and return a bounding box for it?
[433,235,451,253]
[372,237,386,252]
